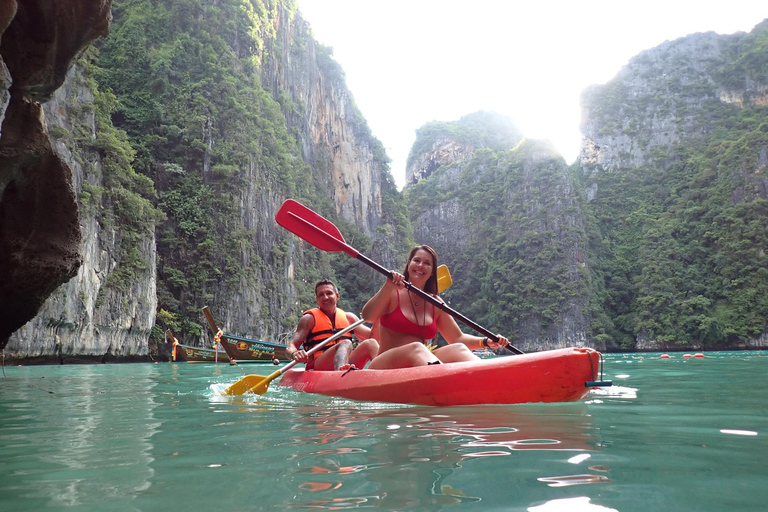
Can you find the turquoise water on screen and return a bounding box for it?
[1,351,766,511]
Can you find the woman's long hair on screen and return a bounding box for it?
[403,245,439,295]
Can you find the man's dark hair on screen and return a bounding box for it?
[315,279,338,295]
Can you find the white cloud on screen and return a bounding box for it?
[297,1,766,189]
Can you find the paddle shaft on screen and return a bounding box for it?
[280,318,365,375]
[356,252,524,355]
[278,202,524,355]
[246,318,366,394]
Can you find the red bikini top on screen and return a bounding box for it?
[379,290,438,340]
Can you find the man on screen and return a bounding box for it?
[286,279,378,371]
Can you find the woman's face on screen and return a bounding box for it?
[408,249,434,282]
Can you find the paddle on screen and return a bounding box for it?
[275,199,524,355]
[437,264,452,293]
[223,318,366,396]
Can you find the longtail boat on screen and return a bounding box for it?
[218,335,288,362]
[176,343,231,363]
[167,329,230,363]
[202,306,288,363]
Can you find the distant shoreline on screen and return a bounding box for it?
[5,346,767,366]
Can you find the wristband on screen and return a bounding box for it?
[482,337,489,348]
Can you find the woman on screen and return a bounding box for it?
[362,245,509,369]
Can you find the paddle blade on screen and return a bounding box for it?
[275,200,358,257]
[222,375,265,396]
[246,369,284,395]
[246,377,272,395]
[437,265,452,293]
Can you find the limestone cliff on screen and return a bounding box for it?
[579,21,768,350]
[581,26,768,178]
[1,0,402,359]
[261,15,385,236]
[406,111,524,186]
[201,4,395,340]
[5,64,157,363]
[0,1,112,351]
[405,113,593,351]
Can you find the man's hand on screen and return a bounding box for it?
[289,348,308,362]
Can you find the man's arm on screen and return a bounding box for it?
[286,314,314,362]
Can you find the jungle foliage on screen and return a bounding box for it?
[583,22,768,350]
[406,133,589,347]
[73,0,766,351]
[89,0,404,341]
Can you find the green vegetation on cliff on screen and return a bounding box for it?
[90,0,404,341]
[75,48,166,301]
[406,111,524,171]
[584,22,768,350]
[406,135,589,347]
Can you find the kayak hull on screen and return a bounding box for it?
[277,347,601,406]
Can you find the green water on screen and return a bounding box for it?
[1,352,766,511]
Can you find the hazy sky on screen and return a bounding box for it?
[296,1,766,189]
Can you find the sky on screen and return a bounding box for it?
[296,1,766,190]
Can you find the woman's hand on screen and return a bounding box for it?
[387,271,406,289]
[485,335,509,349]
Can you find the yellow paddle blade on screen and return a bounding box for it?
[437,264,453,293]
[246,368,284,395]
[222,374,267,396]
[223,368,284,396]
[222,318,367,396]
[246,378,272,395]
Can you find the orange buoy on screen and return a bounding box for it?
[660,354,670,359]
[694,353,704,358]
[682,354,692,358]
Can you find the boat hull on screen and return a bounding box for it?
[176,344,230,363]
[277,347,601,406]
[220,336,288,362]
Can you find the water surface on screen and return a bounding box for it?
[1,351,766,511]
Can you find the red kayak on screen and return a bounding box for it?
[277,347,604,406]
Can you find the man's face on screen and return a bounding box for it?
[315,284,339,311]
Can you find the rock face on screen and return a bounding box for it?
[0,1,112,351]
[581,28,768,176]
[406,114,593,351]
[261,14,384,237]
[1,1,398,359]
[6,65,157,362]
[172,4,396,342]
[407,138,477,186]
[579,22,768,351]
[406,111,524,186]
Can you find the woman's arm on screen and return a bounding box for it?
[345,312,371,340]
[361,272,400,323]
[435,310,509,349]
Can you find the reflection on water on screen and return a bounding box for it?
[529,496,618,512]
[3,351,767,511]
[275,403,600,510]
[0,365,160,510]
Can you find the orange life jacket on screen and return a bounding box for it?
[303,308,353,365]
